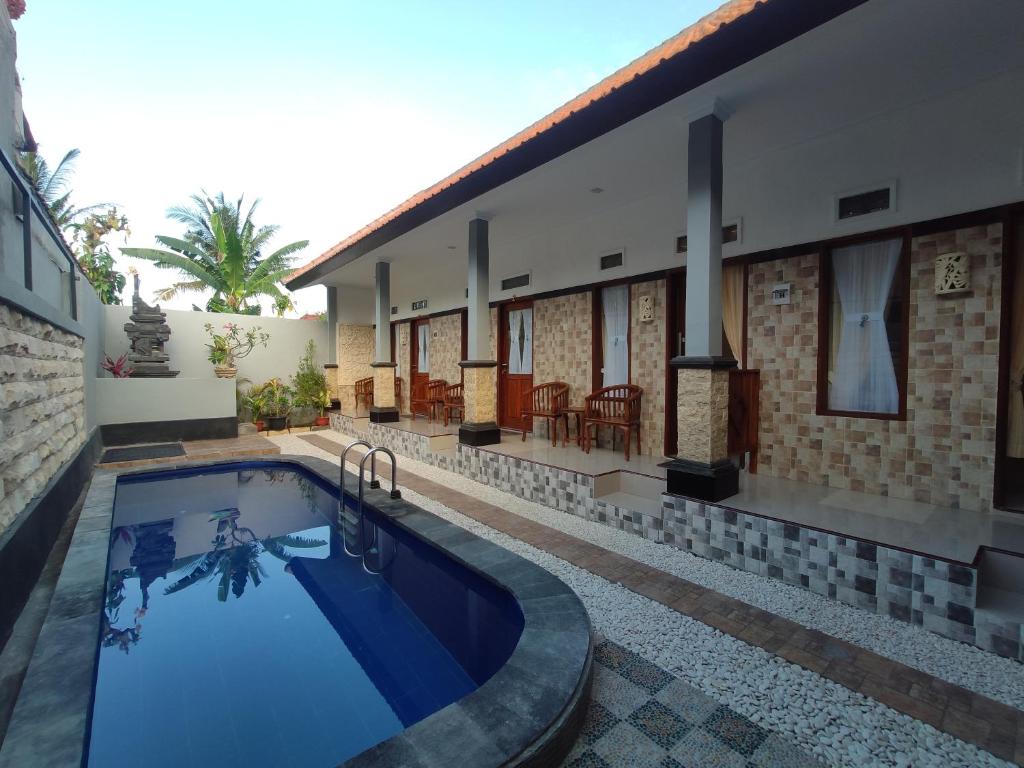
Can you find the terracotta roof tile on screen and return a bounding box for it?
[289,0,766,283]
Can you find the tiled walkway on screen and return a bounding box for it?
[567,639,816,767]
[299,433,1024,764]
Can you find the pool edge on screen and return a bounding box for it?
[0,455,593,768]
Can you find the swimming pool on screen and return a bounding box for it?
[84,463,525,768]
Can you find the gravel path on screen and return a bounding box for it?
[272,433,1015,767]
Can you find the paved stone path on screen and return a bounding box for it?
[300,433,1024,764]
[566,638,817,767]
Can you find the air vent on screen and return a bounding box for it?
[600,252,624,271]
[837,187,891,220]
[676,222,740,253]
[501,273,530,291]
[411,299,428,311]
[391,306,398,315]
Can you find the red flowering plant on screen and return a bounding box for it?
[101,353,134,378]
[6,0,26,21]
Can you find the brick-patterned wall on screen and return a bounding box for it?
[430,313,462,385]
[533,292,593,440]
[746,224,1002,512]
[0,302,85,534]
[630,280,667,457]
[395,322,411,414]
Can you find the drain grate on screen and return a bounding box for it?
[100,443,185,463]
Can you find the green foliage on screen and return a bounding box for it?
[290,340,328,413]
[203,322,270,367]
[121,191,307,315]
[72,208,130,304]
[18,148,129,303]
[257,378,292,418]
[240,384,266,422]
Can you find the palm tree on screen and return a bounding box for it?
[18,148,106,229]
[121,192,307,314]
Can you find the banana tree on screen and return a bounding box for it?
[121,192,307,314]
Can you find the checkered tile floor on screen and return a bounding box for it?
[563,639,820,767]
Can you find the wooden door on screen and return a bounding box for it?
[664,271,686,456]
[498,300,534,430]
[410,318,430,392]
[1000,214,1024,511]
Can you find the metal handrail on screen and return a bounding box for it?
[357,447,401,574]
[0,145,80,320]
[339,439,374,501]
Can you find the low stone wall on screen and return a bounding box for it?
[0,302,85,534]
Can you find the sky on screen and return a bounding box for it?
[14,1,723,315]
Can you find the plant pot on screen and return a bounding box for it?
[315,416,329,427]
[214,365,237,379]
[254,420,265,432]
[265,415,288,431]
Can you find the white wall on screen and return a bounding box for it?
[94,377,235,426]
[102,306,329,387]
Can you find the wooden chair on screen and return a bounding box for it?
[442,383,464,426]
[411,379,447,421]
[394,377,402,408]
[520,381,569,446]
[354,376,374,410]
[582,384,643,461]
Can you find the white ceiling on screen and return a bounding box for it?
[319,0,1024,306]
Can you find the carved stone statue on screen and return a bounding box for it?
[124,274,179,377]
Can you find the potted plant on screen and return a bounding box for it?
[261,379,292,432]
[242,386,266,432]
[203,322,270,379]
[291,340,329,427]
[313,388,331,427]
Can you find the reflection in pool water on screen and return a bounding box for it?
[86,465,524,768]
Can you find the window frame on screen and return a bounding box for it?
[815,228,911,421]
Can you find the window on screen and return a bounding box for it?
[597,284,630,387]
[819,236,907,417]
[417,322,430,372]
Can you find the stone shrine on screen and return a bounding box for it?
[124,274,178,377]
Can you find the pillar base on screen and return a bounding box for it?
[459,421,501,447]
[369,406,400,423]
[665,458,738,502]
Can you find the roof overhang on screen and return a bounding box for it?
[285,0,867,289]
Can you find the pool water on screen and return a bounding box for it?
[85,464,524,768]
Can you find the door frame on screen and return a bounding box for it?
[664,268,686,457]
[497,298,534,429]
[995,206,1024,512]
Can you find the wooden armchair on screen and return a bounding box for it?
[582,384,643,460]
[520,381,569,446]
[442,383,464,426]
[354,377,374,410]
[411,379,448,421]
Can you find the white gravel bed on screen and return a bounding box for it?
[271,431,1024,713]
[271,433,1010,768]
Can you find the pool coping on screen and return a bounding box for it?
[0,455,593,768]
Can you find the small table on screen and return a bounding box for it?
[561,406,585,448]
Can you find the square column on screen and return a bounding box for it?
[370,261,399,423]
[324,286,339,406]
[459,218,500,446]
[667,108,738,502]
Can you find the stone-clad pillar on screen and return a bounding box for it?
[667,106,738,502]
[369,261,399,423]
[459,218,500,446]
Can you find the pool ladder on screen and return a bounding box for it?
[339,440,401,573]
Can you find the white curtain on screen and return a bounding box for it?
[507,309,533,374]
[828,238,901,413]
[417,323,430,372]
[602,284,629,387]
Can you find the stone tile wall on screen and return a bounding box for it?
[429,313,462,386]
[532,292,593,440]
[630,280,667,457]
[336,324,374,414]
[0,302,85,534]
[395,322,411,414]
[746,224,1002,513]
